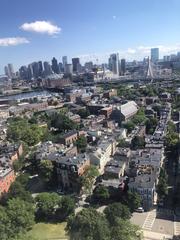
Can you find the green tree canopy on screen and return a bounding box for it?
[77,108,90,118]
[0,206,11,240]
[50,112,77,132]
[35,192,60,221]
[7,118,44,146]
[38,159,54,183]
[67,208,110,240]
[111,219,142,240]
[125,191,142,212]
[76,135,87,153]
[145,118,158,135]
[81,165,99,194]
[93,185,110,203]
[6,181,33,203]
[104,202,131,225]
[131,136,145,150]
[7,198,35,236]
[156,168,168,199]
[123,121,135,134]
[56,195,75,221]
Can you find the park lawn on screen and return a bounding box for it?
[26,222,69,240]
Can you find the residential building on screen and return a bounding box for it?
[103,89,117,99]
[89,138,116,172]
[59,130,78,146]
[104,159,126,179]
[100,106,113,118]
[55,154,90,192]
[0,167,15,196]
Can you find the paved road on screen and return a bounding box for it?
[131,208,175,239]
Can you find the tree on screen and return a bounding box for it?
[77,109,90,118]
[93,185,110,203]
[0,206,11,240]
[38,159,53,183]
[126,191,141,212]
[35,192,60,221]
[111,219,142,240]
[7,198,35,236]
[145,118,158,135]
[156,168,168,199]
[117,139,130,148]
[67,208,110,240]
[7,118,44,146]
[76,135,87,153]
[15,173,30,188]
[132,108,147,125]
[104,203,131,225]
[56,195,75,221]
[6,181,33,203]
[123,121,135,133]
[131,136,145,150]
[81,165,99,194]
[50,112,77,132]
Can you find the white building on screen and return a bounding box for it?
[89,138,116,173]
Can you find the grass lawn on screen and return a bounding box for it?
[26,222,69,240]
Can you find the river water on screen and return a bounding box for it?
[0,90,52,101]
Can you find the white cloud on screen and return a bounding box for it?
[0,37,29,47]
[112,15,117,20]
[127,48,136,54]
[20,20,61,35]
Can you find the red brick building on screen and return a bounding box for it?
[0,168,15,196]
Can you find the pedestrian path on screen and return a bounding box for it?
[142,209,156,231]
[174,217,180,236]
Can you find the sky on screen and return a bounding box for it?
[1,0,180,73]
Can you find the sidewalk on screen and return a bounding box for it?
[143,230,173,240]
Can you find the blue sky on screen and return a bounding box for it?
[0,0,180,73]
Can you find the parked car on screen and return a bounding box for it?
[135,207,144,213]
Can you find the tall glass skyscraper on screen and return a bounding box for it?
[151,48,159,63]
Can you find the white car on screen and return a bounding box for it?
[135,207,144,213]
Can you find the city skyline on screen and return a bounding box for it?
[1,0,180,73]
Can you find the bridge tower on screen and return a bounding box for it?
[146,57,154,79]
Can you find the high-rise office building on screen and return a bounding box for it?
[84,62,93,71]
[151,48,159,63]
[38,61,43,77]
[62,56,68,68]
[19,66,28,80]
[32,62,40,78]
[4,64,15,78]
[28,64,34,80]
[109,53,119,75]
[120,59,126,75]
[44,62,52,76]
[72,58,80,72]
[59,62,63,73]
[8,64,15,77]
[52,57,60,74]
[4,66,10,78]
[65,64,73,74]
